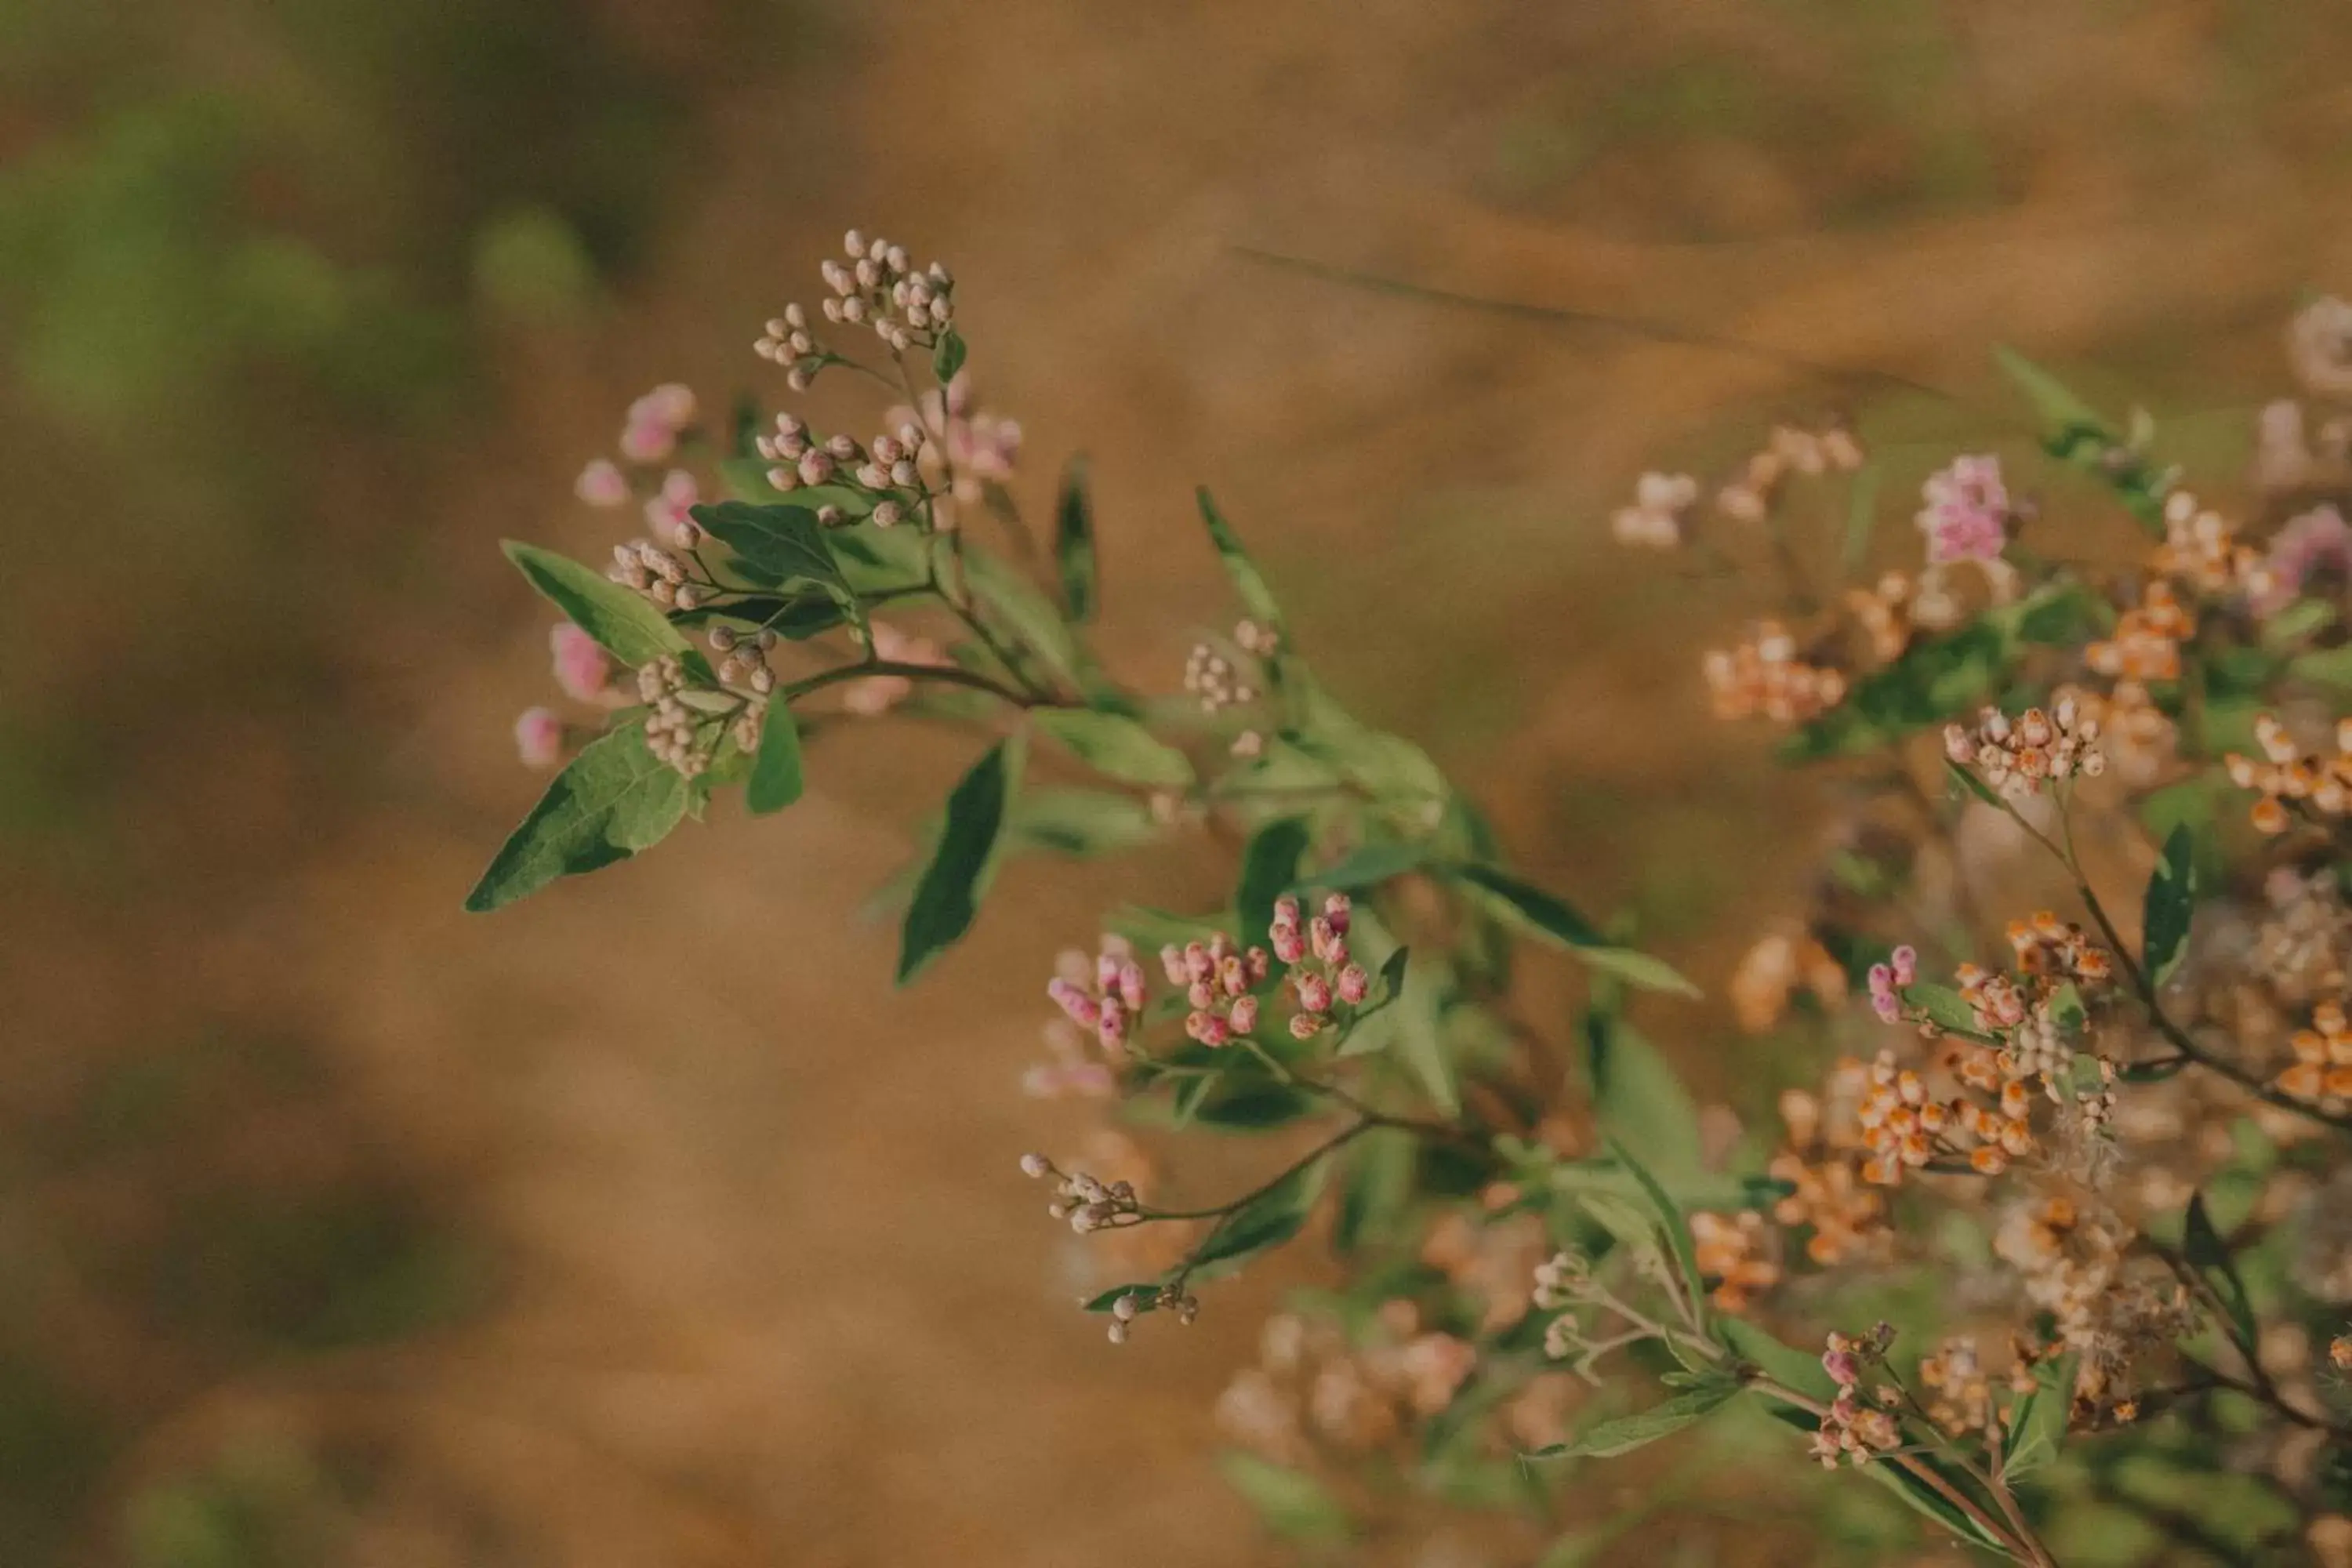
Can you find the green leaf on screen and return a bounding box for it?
[690,502,862,632]
[2000,1354,2076,1481]
[931,328,967,383]
[1905,981,1987,1038]
[1294,837,1438,893]
[1610,1139,1708,1325]
[1030,708,1193,788]
[1530,1379,1739,1460]
[1054,456,1098,623]
[1190,1081,1319,1132]
[1721,1319,1835,1403]
[1010,787,1161,858]
[1576,945,1702,999]
[1192,1156,1326,1271]
[1333,1127,1415,1253]
[1195,488,1288,640]
[2289,644,2352,688]
[465,726,690,912]
[1236,817,1312,945]
[745,704,804,815]
[1992,345,2165,534]
[1451,864,1605,947]
[1388,949,1460,1116]
[897,737,1023,983]
[963,545,1083,688]
[1586,1010,1704,1185]
[2143,823,2198,988]
[2183,1191,2257,1352]
[1860,1452,2022,1559]
[1215,1451,1348,1541]
[1781,623,2005,760]
[502,541,694,669]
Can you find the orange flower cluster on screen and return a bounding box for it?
[1768,1076,1889,1263]
[2086,580,2192,681]
[2278,1000,2352,1108]
[1714,422,1866,524]
[2005,910,2114,986]
[2226,713,2352,834]
[1704,622,1848,724]
[1688,1209,1781,1313]
[1730,931,1849,1033]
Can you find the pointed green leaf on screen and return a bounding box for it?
[2183,1191,2257,1352]
[466,726,690,912]
[746,704,804,815]
[1905,982,1988,1039]
[2000,1353,2076,1481]
[963,545,1083,687]
[1610,1139,1708,1325]
[1946,757,2006,810]
[1722,1319,1835,1403]
[1191,1155,1326,1271]
[2143,823,2198,988]
[502,541,694,669]
[690,502,862,632]
[1054,456,1098,623]
[931,328,967,383]
[1451,864,1605,947]
[1216,1452,1348,1541]
[1195,488,1287,640]
[1586,1010,1704,1185]
[1530,1380,1739,1460]
[1010,786,1161,858]
[897,737,1023,983]
[1294,837,1438,894]
[1577,945,1702,999]
[1992,345,2164,534]
[1031,708,1193,788]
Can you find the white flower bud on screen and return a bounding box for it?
[1020,1152,1051,1178]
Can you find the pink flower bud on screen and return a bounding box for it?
[1115,960,1146,1012]
[619,417,676,464]
[549,622,612,702]
[574,459,629,507]
[1288,1013,1323,1040]
[1943,724,1975,764]
[1294,973,1333,1014]
[1218,954,1250,997]
[1184,943,1214,983]
[514,706,563,768]
[637,383,697,428]
[1322,894,1352,935]
[1272,895,1301,931]
[1188,978,1214,1011]
[1871,990,1901,1024]
[1160,946,1188,985]
[1187,1011,1230,1047]
[798,451,836,487]
[1047,978,1098,1028]
[1336,964,1370,1006]
[1229,996,1259,1033]
[1867,963,1893,1000]
[1247,948,1270,982]
[1272,925,1306,964]
[1889,946,1918,988]
[1823,1349,1859,1388]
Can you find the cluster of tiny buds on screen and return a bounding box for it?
[706,623,779,694]
[753,412,924,528]
[1183,640,1261,714]
[1048,939,1149,1054]
[2225,713,2352,835]
[1273,894,1369,1039]
[1811,1326,1904,1468]
[1612,471,1700,548]
[1019,1152,1142,1235]
[637,655,730,778]
[1865,944,1920,1023]
[1530,1249,1592,1312]
[818,229,953,354]
[752,303,822,390]
[1161,933,1272,1046]
[1943,699,2105,793]
[608,539,710,610]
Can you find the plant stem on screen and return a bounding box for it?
[782,658,1038,709]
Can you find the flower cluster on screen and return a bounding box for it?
[2226,713,2352,834]
[1612,471,1700,548]
[1018,1151,1143,1235]
[2278,999,2352,1109]
[1810,1327,1904,1467]
[1272,893,1368,1038]
[1943,699,2106,793]
[1704,621,1848,723]
[1715,421,1866,524]
[1162,930,1272,1047]
[1217,1305,1485,1462]
[1915,453,2011,564]
[2085,579,2192,681]
[1688,1208,1780,1312]
[760,227,957,378]
[1047,938,1148,1055]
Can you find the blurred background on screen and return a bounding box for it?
[6,1,2352,1563]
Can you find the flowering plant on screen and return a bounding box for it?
[474,236,2352,1564]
